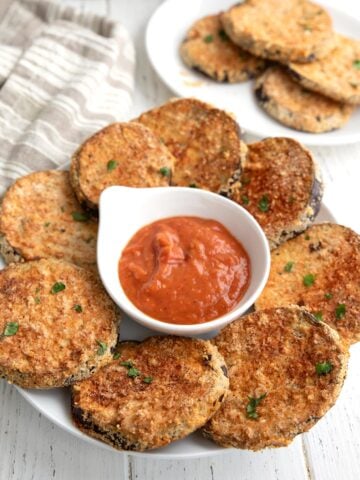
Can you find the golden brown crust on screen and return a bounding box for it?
[0,259,119,388]
[180,14,266,83]
[254,67,354,133]
[0,171,98,269]
[256,223,360,346]
[70,122,175,210]
[72,336,229,451]
[229,137,323,249]
[289,34,360,105]
[137,98,244,192]
[221,0,335,64]
[203,306,348,450]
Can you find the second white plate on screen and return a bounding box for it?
[146,0,360,146]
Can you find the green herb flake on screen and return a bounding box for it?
[127,367,140,378]
[107,160,118,171]
[304,234,310,240]
[288,195,295,204]
[315,361,333,376]
[241,195,250,205]
[241,177,250,186]
[335,303,346,320]
[303,25,312,31]
[246,393,266,420]
[313,311,323,321]
[143,376,153,384]
[203,34,214,43]
[34,296,41,304]
[113,352,121,360]
[218,29,228,41]
[120,360,133,368]
[284,261,294,273]
[159,166,171,177]
[72,211,90,222]
[353,59,360,70]
[2,322,19,337]
[85,236,94,244]
[44,222,50,227]
[96,340,107,356]
[50,282,66,294]
[73,304,82,313]
[303,274,315,287]
[324,293,333,300]
[258,195,270,212]
[189,183,198,188]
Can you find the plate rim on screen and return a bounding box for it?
[145,0,360,147]
[15,203,337,459]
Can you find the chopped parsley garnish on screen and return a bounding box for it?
[50,282,66,294]
[335,303,346,319]
[113,352,121,360]
[303,25,312,31]
[288,195,295,204]
[96,340,107,356]
[203,34,214,43]
[303,274,315,287]
[44,222,50,227]
[189,183,198,188]
[143,376,153,384]
[284,261,294,273]
[120,360,133,368]
[127,367,140,378]
[324,293,333,300]
[241,195,250,205]
[313,311,323,321]
[34,296,41,304]
[246,393,266,420]
[159,166,171,177]
[2,322,19,337]
[353,59,360,70]
[107,160,118,171]
[258,195,270,212]
[305,234,310,240]
[60,206,65,213]
[72,211,90,222]
[73,304,82,313]
[218,29,228,41]
[241,177,250,186]
[315,361,333,376]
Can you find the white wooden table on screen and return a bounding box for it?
[1,1,359,479]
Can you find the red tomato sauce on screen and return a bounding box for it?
[118,216,250,325]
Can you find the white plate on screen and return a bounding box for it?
[15,204,336,459]
[146,0,360,147]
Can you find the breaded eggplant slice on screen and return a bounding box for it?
[137,98,246,193]
[72,336,229,451]
[0,259,119,388]
[203,306,348,450]
[229,137,323,249]
[221,0,335,64]
[0,171,98,269]
[256,224,360,346]
[180,13,266,83]
[254,67,354,133]
[289,34,360,105]
[70,122,175,210]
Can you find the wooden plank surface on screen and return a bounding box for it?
[0,0,359,479]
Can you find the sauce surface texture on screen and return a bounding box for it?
[118,216,250,324]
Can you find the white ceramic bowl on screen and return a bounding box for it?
[97,186,270,335]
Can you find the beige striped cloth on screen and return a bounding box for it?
[0,0,135,194]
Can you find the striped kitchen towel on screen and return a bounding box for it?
[0,0,135,193]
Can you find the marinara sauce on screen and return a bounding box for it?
[119,216,250,325]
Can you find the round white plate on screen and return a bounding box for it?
[146,0,360,147]
[14,204,336,459]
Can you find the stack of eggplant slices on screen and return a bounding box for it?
[180,0,360,133]
[0,96,358,452]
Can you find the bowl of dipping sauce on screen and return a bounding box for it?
[97,187,270,335]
